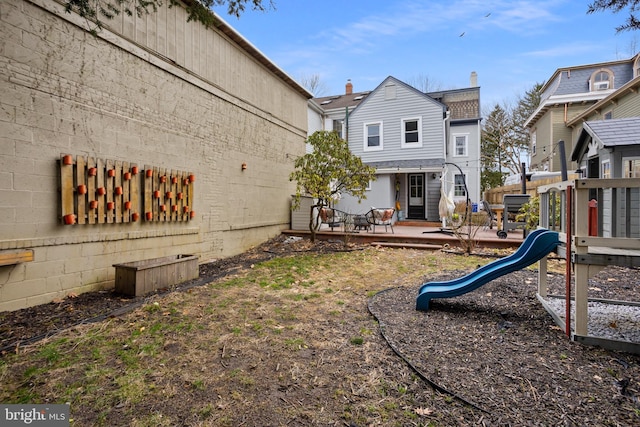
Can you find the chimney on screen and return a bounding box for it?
[345,79,353,95]
[470,71,478,87]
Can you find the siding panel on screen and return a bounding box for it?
[348,78,445,163]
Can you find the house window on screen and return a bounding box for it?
[604,111,613,120]
[624,158,640,177]
[453,134,468,157]
[590,69,612,91]
[531,130,537,155]
[454,174,466,197]
[364,122,383,151]
[332,119,343,138]
[401,117,422,147]
[601,160,611,178]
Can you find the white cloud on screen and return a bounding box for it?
[523,43,598,58]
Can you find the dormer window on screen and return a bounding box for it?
[590,69,613,91]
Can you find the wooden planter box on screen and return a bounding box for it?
[113,255,199,296]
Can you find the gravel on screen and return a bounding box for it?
[543,296,640,343]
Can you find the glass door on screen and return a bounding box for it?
[408,173,425,219]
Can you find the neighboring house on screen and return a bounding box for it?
[568,75,640,179]
[570,118,640,238]
[572,117,640,179]
[526,56,640,172]
[0,0,310,310]
[566,75,640,239]
[329,75,482,221]
[313,80,371,139]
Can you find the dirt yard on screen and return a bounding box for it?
[1,236,639,426]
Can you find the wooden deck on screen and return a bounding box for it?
[283,220,526,250]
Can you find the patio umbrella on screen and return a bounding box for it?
[438,169,455,227]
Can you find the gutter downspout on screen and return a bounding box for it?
[442,109,451,186]
[345,107,349,142]
[443,110,451,158]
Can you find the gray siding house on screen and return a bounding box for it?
[333,76,481,221]
[571,117,640,238]
[568,75,640,180]
[313,81,371,140]
[526,55,640,172]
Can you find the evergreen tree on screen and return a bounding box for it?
[588,1,640,32]
[481,83,543,192]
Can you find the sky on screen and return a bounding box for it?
[213,1,640,112]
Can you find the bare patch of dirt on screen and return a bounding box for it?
[1,235,639,426]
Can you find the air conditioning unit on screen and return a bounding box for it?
[594,81,610,90]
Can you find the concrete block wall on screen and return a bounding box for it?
[0,0,309,311]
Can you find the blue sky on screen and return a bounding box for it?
[214,1,640,111]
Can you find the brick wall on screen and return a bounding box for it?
[0,0,308,310]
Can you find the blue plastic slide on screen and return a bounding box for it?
[416,229,560,311]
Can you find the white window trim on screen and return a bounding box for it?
[531,130,536,155]
[454,173,467,198]
[601,160,611,179]
[589,69,613,92]
[365,179,372,191]
[623,157,640,177]
[363,121,383,152]
[401,117,423,148]
[452,133,469,157]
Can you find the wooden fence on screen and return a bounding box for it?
[484,174,579,205]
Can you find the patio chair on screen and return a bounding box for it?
[365,208,395,233]
[482,200,496,230]
[318,207,345,231]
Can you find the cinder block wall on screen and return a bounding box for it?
[0,0,308,311]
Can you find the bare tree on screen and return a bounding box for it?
[297,74,330,97]
[405,73,444,92]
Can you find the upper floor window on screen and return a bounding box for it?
[364,122,383,151]
[590,69,613,91]
[604,111,613,120]
[453,134,468,157]
[634,55,640,78]
[401,117,422,147]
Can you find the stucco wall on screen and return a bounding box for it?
[0,0,308,311]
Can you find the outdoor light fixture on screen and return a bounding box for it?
[241,162,247,171]
[431,173,437,179]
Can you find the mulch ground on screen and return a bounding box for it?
[369,267,640,425]
[1,235,639,425]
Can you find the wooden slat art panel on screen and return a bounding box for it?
[59,154,142,225]
[143,166,195,222]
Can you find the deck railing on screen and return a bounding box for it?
[537,177,640,340]
[537,178,640,249]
